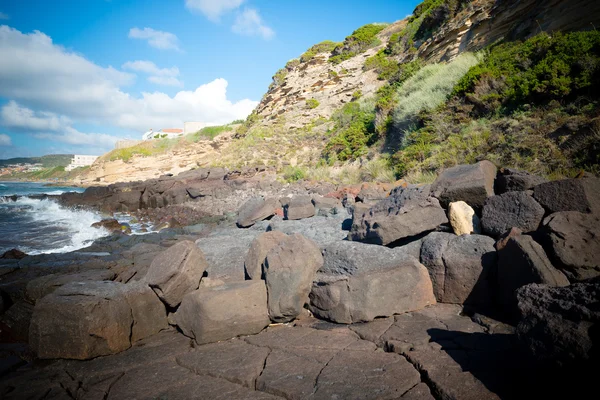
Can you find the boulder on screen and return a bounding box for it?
[309,241,435,323]
[311,196,343,215]
[495,168,547,194]
[25,269,117,304]
[497,235,569,312]
[264,234,324,322]
[448,201,481,235]
[430,160,497,209]
[236,197,278,228]
[0,249,27,260]
[29,281,133,360]
[0,301,34,342]
[533,177,600,214]
[516,281,600,366]
[541,211,600,281]
[420,233,497,305]
[91,218,124,232]
[283,195,315,220]
[495,227,523,251]
[175,281,270,344]
[481,191,545,237]
[143,240,208,307]
[244,231,288,280]
[123,282,169,342]
[348,185,448,245]
[267,214,349,247]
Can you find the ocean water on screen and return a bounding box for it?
[0,182,111,255]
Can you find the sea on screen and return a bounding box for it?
[0,181,114,255]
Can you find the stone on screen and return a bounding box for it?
[244,231,288,280]
[91,218,122,231]
[495,227,523,251]
[481,191,545,237]
[420,233,497,305]
[29,281,133,360]
[143,240,208,307]
[264,234,324,322]
[431,160,497,209]
[0,301,34,342]
[348,185,448,245]
[497,236,569,312]
[448,201,481,235]
[175,281,270,344]
[123,282,168,342]
[0,249,27,260]
[236,197,278,228]
[516,281,600,366]
[495,168,547,194]
[115,242,164,283]
[541,211,600,281]
[533,177,600,214]
[311,195,342,214]
[309,241,435,323]
[283,195,315,220]
[25,269,117,304]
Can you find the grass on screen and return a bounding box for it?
[329,23,387,64]
[188,124,233,142]
[300,40,341,63]
[306,98,320,109]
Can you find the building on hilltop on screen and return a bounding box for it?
[142,128,184,140]
[65,155,98,171]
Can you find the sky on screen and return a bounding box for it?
[0,0,420,159]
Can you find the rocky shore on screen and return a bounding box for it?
[0,161,598,399]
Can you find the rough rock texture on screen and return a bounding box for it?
[481,191,545,237]
[309,241,435,323]
[495,168,547,194]
[237,197,278,228]
[541,211,600,281]
[517,282,600,366]
[175,281,270,344]
[283,195,316,220]
[497,235,569,312]
[533,177,600,214]
[349,185,448,245]
[144,240,208,307]
[267,214,348,247]
[448,201,481,235]
[420,232,497,305]
[123,282,169,342]
[311,195,342,215]
[25,269,116,304]
[244,231,288,280]
[430,160,496,209]
[264,234,324,322]
[29,281,133,360]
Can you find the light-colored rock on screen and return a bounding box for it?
[448,201,481,235]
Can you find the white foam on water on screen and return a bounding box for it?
[12,197,110,254]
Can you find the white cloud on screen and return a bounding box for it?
[0,134,11,146]
[0,26,258,137]
[232,8,274,40]
[0,12,9,20]
[122,60,183,87]
[185,0,246,21]
[128,27,181,51]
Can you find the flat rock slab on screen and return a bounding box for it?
[267,214,349,247]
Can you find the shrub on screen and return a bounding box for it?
[352,90,363,101]
[283,166,306,182]
[301,40,340,63]
[323,101,377,161]
[190,125,231,142]
[272,68,287,86]
[329,23,387,64]
[285,58,300,69]
[361,158,397,182]
[328,70,339,78]
[364,50,400,80]
[306,98,320,109]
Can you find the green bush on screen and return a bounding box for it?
[329,23,387,64]
[453,31,600,111]
[283,166,306,182]
[364,50,400,80]
[285,58,300,69]
[352,90,363,101]
[272,68,288,86]
[300,40,341,63]
[191,125,231,141]
[306,98,320,109]
[323,101,377,161]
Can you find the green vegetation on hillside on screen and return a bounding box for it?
[0,154,73,168]
[329,23,387,64]
[300,41,340,63]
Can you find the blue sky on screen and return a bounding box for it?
[0,0,420,159]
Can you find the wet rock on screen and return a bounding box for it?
[497,235,569,312]
[264,234,323,322]
[533,177,600,214]
[143,240,208,307]
[448,201,481,235]
[495,168,547,194]
[540,211,600,281]
[349,185,448,245]
[420,232,497,306]
[309,241,435,323]
[91,218,123,231]
[431,160,497,209]
[236,197,278,228]
[244,231,288,280]
[283,195,315,220]
[482,191,545,237]
[0,249,27,260]
[175,281,270,345]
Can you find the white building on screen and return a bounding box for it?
[65,155,98,171]
[142,128,184,140]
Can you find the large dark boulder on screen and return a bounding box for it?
[497,235,569,312]
[348,185,448,245]
[541,211,600,282]
[516,281,600,366]
[430,160,496,209]
[309,241,435,323]
[283,195,315,220]
[420,232,497,306]
[533,177,600,214]
[495,168,547,194]
[236,197,278,228]
[244,231,288,280]
[481,191,545,237]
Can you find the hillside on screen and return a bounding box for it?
[0,154,73,168]
[78,0,600,185]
